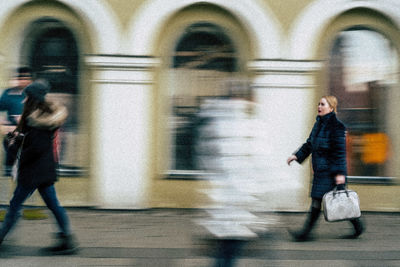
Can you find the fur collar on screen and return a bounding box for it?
[27,101,68,130]
[316,111,335,124]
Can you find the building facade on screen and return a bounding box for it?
[0,0,399,211]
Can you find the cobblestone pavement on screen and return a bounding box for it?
[0,208,399,266]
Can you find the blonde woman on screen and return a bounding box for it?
[287,96,363,241]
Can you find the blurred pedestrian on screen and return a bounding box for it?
[0,80,77,254]
[0,67,48,221]
[287,95,363,241]
[0,67,32,169]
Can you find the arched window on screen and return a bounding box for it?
[23,18,85,175]
[30,27,79,94]
[168,22,249,177]
[173,22,237,72]
[329,28,398,179]
[27,18,79,128]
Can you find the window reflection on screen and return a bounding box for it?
[329,29,397,178]
[168,23,250,177]
[27,19,86,175]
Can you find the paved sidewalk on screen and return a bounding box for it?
[0,208,399,266]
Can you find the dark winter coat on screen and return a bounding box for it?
[10,102,68,188]
[294,112,347,199]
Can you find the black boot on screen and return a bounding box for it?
[347,218,364,239]
[290,207,321,242]
[43,233,78,255]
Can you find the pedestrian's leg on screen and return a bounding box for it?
[0,185,35,243]
[38,185,70,235]
[347,218,364,239]
[38,185,77,254]
[290,198,321,242]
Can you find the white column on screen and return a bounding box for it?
[248,60,322,211]
[86,55,159,209]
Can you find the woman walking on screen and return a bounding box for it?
[287,95,363,241]
[0,80,77,254]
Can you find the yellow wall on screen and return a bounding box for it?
[0,0,398,211]
[263,0,313,34]
[106,0,145,30]
[150,179,213,208]
[351,184,400,211]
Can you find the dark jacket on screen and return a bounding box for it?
[11,101,68,188]
[294,112,347,198]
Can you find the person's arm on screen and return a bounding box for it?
[293,132,313,164]
[4,132,23,163]
[287,137,312,165]
[287,123,316,166]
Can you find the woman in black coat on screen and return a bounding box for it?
[0,80,77,254]
[287,96,363,241]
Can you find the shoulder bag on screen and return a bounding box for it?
[11,134,26,182]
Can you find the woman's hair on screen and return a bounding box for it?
[15,97,53,133]
[322,95,338,113]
